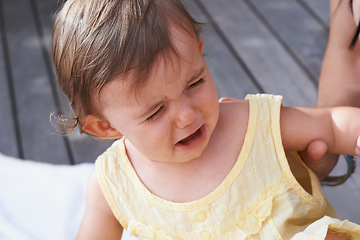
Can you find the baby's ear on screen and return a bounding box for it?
[82,115,122,139]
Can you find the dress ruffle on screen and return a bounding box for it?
[235,197,272,236]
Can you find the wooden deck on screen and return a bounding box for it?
[0,0,359,222]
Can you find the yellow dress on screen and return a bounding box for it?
[96,94,360,239]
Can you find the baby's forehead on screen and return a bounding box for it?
[128,49,184,90]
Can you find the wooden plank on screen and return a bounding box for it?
[249,0,329,83]
[199,0,318,107]
[185,0,261,99]
[3,0,69,164]
[0,1,18,157]
[33,0,58,51]
[299,0,330,27]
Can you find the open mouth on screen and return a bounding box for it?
[177,125,204,146]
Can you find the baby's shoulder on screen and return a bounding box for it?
[218,99,249,124]
[214,99,250,142]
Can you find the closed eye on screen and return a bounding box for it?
[146,106,165,121]
[188,78,204,89]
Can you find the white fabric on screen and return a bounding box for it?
[0,153,92,240]
[0,153,136,240]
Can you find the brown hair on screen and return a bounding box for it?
[51,0,202,135]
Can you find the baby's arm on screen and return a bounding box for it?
[220,97,339,179]
[76,170,123,240]
[281,106,360,156]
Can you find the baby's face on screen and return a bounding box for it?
[97,25,219,163]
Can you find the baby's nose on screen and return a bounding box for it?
[175,103,197,129]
